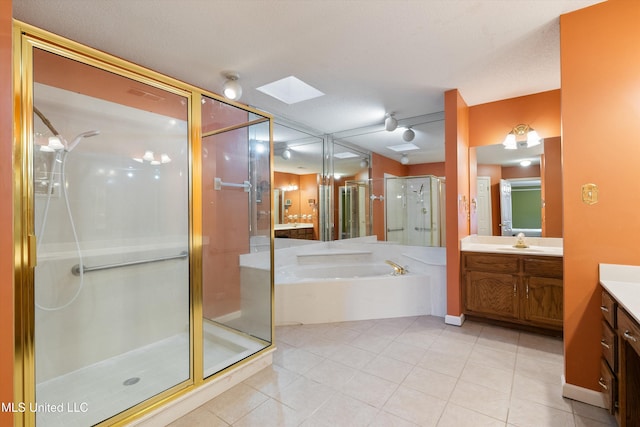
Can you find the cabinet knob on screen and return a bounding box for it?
[623,330,638,343]
[598,377,608,390]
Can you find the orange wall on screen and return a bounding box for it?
[469,90,561,147]
[561,0,640,391]
[444,89,469,317]
[0,0,12,424]
[502,164,541,180]
[409,162,445,177]
[299,174,319,239]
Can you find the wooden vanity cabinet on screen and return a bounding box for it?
[461,252,563,332]
[600,288,640,426]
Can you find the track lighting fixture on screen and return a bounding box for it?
[222,72,242,100]
[402,128,415,142]
[385,113,398,132]
[281,148,292,160]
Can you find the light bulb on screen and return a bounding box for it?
[160,154,172,164]
[400,154,409,165]
[281,149,291,160]
[143,150,154,162]
[503,133,517,150]
[223,73,242,100]
[403,128,415,142]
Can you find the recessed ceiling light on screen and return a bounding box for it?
[334,151,359,159]
[257,76,324,105]
[387,143,419,152]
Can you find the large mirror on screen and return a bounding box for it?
[472,137,562,237]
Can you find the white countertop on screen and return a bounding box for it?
[275,223,314,230]
[460,235,563,257]
[600,264,640,325]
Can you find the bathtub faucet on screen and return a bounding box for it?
[385,260,407,275]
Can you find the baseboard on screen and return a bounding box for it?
[131,349,274,426]
[445,313,465,326]
[561,375,607,408]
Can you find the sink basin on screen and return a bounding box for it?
[495,247,545,253]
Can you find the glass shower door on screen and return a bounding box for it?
[201,97,272,378]
[32,48,191,426]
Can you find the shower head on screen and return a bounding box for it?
[65,130,100,152]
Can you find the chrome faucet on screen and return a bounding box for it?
[385,260,407,275]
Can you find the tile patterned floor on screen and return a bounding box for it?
[168,316,616,427]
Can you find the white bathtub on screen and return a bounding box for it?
[273,240,446,325]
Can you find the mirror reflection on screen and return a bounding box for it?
[473,137,562,237]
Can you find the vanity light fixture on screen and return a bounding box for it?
[385,113,398,132]
[402,127,415,142]
[222,72,242,100]
[503,124,541,150]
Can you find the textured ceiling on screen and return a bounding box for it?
[14,0,604,167]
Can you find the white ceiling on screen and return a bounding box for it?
[14,0,603,168]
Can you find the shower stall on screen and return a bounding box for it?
[385,175,445,246]
[15,24,273,427]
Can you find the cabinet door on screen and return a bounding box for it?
[464,271,519,320]
[523,276,563,328]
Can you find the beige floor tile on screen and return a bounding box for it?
[436,402,506,427]
[273,376,335,419]
[299,335,342,358]
[350,333,394,354]
[383,385,447,426]
[234,398,303,427]
[417,349,468,378]
[428,335,475,359]
[477,324,520,354]
[448,379,510,421]
[402,366,457,400]
[341,371,399,408]
[301,393,378,427]
[362,355,414,383]
[201,383,268,425]
[243,364,300,399]
[303,358,357,389]
[365,323,409,340]
[507,398,575,427]
[328,343,377,369]
[468,345,517,372]
[571,400,616,425]
[511,373,573,412]
[459,362,514,394]
[574,414,617,427]
[515,351,564,383]
[517,332,564,364]
[274,347,324,375]
[166,407,229,427]
[322,325,362,343]
[394,329,440,350]
[381,340,427,365]
[368,410,420,427]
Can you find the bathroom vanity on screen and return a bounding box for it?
[599,264,640,426]
[460,236,563,333]
[274,223,314,239]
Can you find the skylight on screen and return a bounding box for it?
[386,143,419,152]
[334,152,359,159]
[256,76,324,105]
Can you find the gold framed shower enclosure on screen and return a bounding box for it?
[13,21,274,427]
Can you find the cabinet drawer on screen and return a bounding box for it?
[523,257,563,278]
[599,358,616,414]
[617,307,640,357]
[601,290,617,328]
[601,320,617,373]
[462,253,519,273]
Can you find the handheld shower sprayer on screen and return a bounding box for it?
[65,130,101,152]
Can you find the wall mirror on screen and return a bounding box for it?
[472,138,562,237]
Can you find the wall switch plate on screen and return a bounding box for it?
[581,183,598,205]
